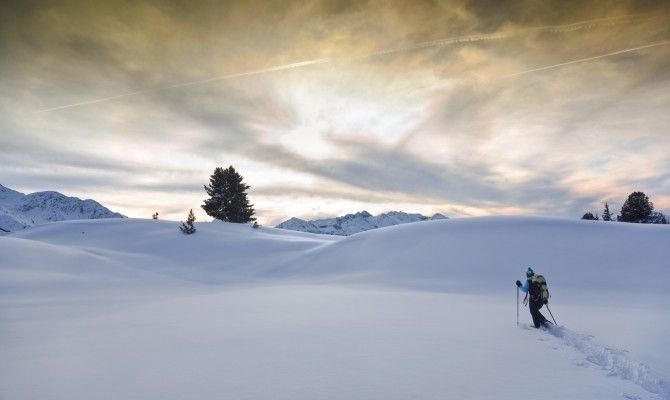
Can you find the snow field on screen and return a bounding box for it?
[1,217,669,399]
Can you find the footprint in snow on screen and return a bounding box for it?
[540,325,670,399]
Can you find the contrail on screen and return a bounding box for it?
[35,12,658,113]
[363,13,656,58]
[36,58,330,113]
[160,58,330,89]
[505,40,670,78]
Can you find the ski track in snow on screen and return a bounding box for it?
[526,324,670,399]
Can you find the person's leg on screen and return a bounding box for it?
[537,303,549,325]
[529,301,542,328]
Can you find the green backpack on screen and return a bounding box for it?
[530,275,550,304]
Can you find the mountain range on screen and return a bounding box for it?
[0,184,125,233]
[275,210,447,235]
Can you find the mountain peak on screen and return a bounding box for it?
[276,210,448,236]
[0,184,23,198]
[0,184,126,233]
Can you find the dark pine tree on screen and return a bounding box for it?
[202,166,256,223]
[618,191,653,223]
[601,203,612,221]
[581,212,597,220]
[179,209,197,234]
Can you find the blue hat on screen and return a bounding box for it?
[526,267,534,278]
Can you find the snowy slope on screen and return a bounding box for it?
[276,210,447,235]
[0,184,125,233]
[1,217,669,400]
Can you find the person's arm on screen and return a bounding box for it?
[520,279,530,293]
[516,279,528,293]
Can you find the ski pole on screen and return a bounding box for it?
[546,304,558,326]
[516,286,519,326]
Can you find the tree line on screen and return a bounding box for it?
[581,191,668,224]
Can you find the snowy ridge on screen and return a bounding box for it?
[0,184,125,233]
[276,210,447,235]
[541,325,670,399]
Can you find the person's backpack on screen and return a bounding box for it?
[530,275,549,304]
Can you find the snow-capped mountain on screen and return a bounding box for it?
[0,184,125,233]
[275,210,447,235]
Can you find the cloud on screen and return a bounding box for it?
[1,0,669,221]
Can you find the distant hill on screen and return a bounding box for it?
[275,210,447,235]
[0,184,125,233]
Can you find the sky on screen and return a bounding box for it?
[1,0,669,225]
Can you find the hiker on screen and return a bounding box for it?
[516,267,550,328]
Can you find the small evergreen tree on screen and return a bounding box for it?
[202,166,255,223]
[581,212,597,220]
[179,209,196,234]
[152,212,159,220]
[643,211,668,224]
[601,203,612,221]
[618,191,653,223]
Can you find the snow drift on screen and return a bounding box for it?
[1,216,668,400]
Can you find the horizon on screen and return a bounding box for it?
[2,1,670,224]
[2,180,667,227]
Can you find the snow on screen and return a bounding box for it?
[0,184,125,233]
[1,216,669,400]
[543,324,669,396]
[276,210,447,235]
